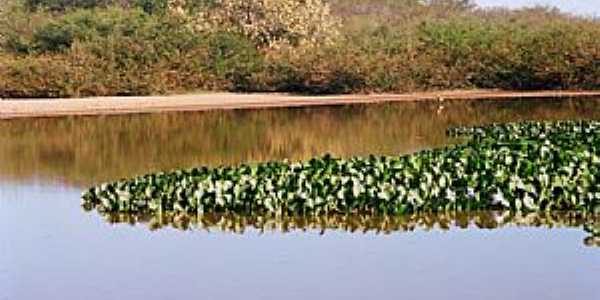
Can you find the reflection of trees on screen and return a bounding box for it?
[87,209,600,247]
[2,98,600,187]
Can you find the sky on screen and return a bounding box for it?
[475,0,600,17]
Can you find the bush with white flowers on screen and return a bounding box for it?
[169,0,341,48]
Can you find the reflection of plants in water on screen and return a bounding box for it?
[86,209,600,247]
[584,223,600,247]
[1,98,600,186]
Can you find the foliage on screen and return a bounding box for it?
[231,16,600,93]
[202,31,264,91]
[82,120,600,215]
[0,6,267,97]
[166,0,341,49]
[416,19,600,90]
[246,46,368,94]
[22,0,118,11]
[0,0,599,96]
[6,8,172,54]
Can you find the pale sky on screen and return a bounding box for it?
[475,0,600,17]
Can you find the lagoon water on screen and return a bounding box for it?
[2,98,600,300]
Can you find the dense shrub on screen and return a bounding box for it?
[233,46,368,94]
[415,19,600,90]
[0,0,599,97]
[7,8,175,54]
[133,0,168,14]
[0,34,263,97]
[0,47,168,97]
[21,0,172,14]
[23,0,119,11]
[202,32,264,91]
[0,6,266,97]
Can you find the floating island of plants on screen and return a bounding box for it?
[82,120,600,218]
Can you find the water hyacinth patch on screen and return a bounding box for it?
[81,120,600,216]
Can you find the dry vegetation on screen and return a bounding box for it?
[0,0,598,97]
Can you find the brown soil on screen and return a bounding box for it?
[2,90,600,119]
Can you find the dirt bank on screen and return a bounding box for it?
[2,90,600,119]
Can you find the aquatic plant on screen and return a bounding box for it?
[81,120,600,215]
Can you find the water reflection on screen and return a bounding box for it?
[85,208,600,247]
[1,97,600,187]
[4,99,600,300]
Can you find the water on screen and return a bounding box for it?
[2,97,600,300]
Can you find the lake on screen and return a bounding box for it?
[2,97,600,300]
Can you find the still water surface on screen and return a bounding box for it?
[2,98,600,300]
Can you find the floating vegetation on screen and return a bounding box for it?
[82,120,600,216]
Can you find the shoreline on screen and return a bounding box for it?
[1,89,600,120]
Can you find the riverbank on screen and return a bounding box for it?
[2,90,600,119]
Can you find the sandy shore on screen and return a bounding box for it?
[1,90,600,119]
